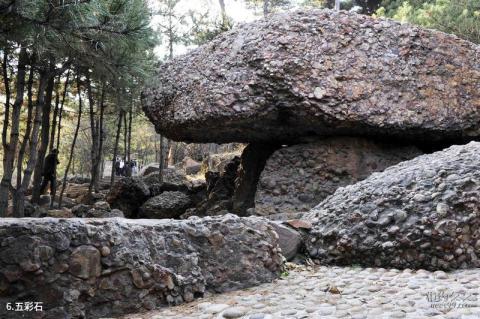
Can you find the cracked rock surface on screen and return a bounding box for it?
[0,216,282,318]
[255,137,421,216]
[142,9,480,144]
[305,142,480,270]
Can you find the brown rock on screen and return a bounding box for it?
[69,245,101,279]
[255,138,421,215]
[286,219,312,230]
[142,9,480,144]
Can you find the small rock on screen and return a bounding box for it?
[222,306,248,318]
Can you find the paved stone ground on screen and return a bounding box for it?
[120,264,480,319]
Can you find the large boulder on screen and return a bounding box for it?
[142,9,480,144]
[255,137,421,215]
[106,177,150,217]
[139,191,192,219]
[142,167,188,188]
[0,216,282,318]
[305,142,480,270]
[139,163,161,176]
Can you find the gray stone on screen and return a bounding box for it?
[222,306,248,318]
[270,222,303,261]
[255,138,420,216]
[139,191,192,219]
[306,142,480,270]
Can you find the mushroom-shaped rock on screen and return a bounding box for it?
[142,9,480,144]
[304,142,480,271]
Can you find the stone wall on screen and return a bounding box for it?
[0,216,282,318]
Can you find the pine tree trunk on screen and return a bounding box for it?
[56,70,70,151]
[158,136,165,182]
[123,113,127,160]
[167,143,175,166]
[31,69,56,204]
[13,65,34,215]
[16,70,50,217]
[16,65,35,189]
[166,139,171,167]
[0,47,28,216]
[111,111,123,187]
[127,107,132,162]
[218,0,227,27]
[58,75,83,208]
[49,75,61,152]
[1,49,11,155]
[86,75,98,196]
[263,0,270,16]
[94,84,106,191]
[0,49,11,217]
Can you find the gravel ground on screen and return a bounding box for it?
[119,264,480,319]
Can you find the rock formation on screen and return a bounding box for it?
[142,9,480,144]
[142,8,480,220]
[0,216,282,318]
[305,142,480,270]
[255,138,421,215]
[106,177,150,218]
[139,191,192,219]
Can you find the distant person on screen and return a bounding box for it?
[119,158,125,176]
[40,149,60,195]
[124,161,132,177]
[133,160,138,176]
[114,157,121,176]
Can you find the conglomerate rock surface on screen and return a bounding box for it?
[142,9,480,144]
[305,142,480,270]
[0,216,282,318]
[255,137,421,216]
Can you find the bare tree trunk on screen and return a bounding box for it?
[58,75,83,208]
[167,143,176,166]
[111,111,123,187]
[93,84,106,191]
[15,70,50,217]
[0,47,28,216]
[127,106,132,162]
[31,68,56,204]
[56,70,70,151]
[335,0,340,10]
[123,112,127,160]
[158,136,165,182]
[0,49,11,216]
[86,74,98,196]
[49,75,61,152]
[263,0,270,16]
[154,135,159,163]
[1,48,11,157]
[16,64,35,190]
[218,0,228,27]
